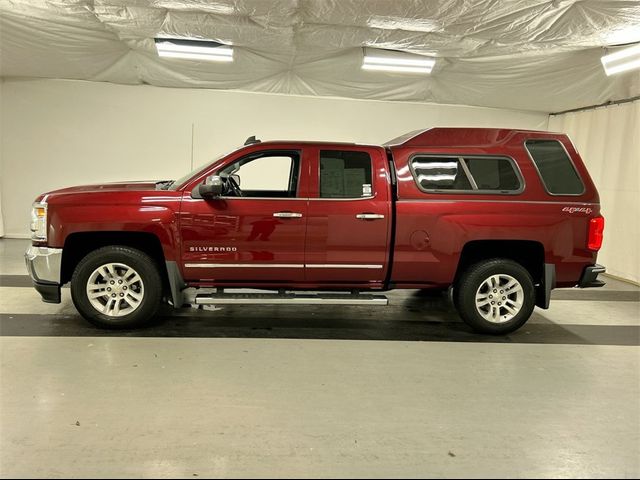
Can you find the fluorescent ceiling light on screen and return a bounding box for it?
[155,38,233,62]
[153,1,235,15]
[363,64,433,74]
[367,16,441,33]
[601,43,640,76]
[362,48,435,74]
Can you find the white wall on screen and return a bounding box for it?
[0,78,4,237]
[0,78,547,237]
[549,101,640,284]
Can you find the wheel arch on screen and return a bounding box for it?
[454,239,553,308]
[61,231,168,288]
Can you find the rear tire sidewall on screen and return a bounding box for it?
[71,246,162,329]
[455,259,535,334]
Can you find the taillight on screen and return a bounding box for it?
[588,216,605,251]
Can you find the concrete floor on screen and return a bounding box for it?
[1,238,639,478]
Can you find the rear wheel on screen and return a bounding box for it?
[454,259,535,334]
[71,246,162,329]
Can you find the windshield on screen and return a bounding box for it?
[168,148,238,191]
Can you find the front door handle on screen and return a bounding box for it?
[356,213,385,220]
[273,211,303,218]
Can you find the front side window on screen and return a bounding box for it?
[525,139,584,195]
[320,150,373,198]
[410,155,522,193]
[219,151,300,198]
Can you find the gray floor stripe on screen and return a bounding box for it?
[1,275,638,301]
[551,290,640,301]
[0,275,34,288]
[1,312,638,346]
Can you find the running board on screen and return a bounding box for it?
[194,292,388,306]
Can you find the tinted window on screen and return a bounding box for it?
[320,151,373,198]
[525,140,584,195]
[465,157,521,191]
[411,157,472,191]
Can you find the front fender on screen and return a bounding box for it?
[48,202,180,261]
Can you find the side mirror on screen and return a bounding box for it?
[199,175,223,198]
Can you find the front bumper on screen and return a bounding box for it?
[25,246,63,303]
[578,264,606,288]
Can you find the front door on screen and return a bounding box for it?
[179,149,308,283]
[305,146,391,285]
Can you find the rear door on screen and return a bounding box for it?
[305,146,391,285]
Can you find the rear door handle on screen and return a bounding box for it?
[356,213,385,220]
[273,211,303,218]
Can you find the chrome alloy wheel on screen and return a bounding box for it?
[86,263,145,317]
[475,274,524,324]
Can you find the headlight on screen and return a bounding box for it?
[30,202,47,241]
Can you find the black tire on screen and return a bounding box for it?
[454,258,535,334]
[71,246,163,329]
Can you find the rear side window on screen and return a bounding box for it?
[466,158,521,191]
[320,150,373,198]
[525,139,584,195]
[410,156,522,193]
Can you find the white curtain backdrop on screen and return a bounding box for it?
[0,78,4,238]
[0,188,4,238]
[548,100,640,284]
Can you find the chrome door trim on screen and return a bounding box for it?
[185,263,305,268]
[305,264,384,269]
[184,263,383,269]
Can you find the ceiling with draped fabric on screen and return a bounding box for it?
[1,0,639,112]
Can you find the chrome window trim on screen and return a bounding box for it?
[408,153,525,195]
[308,195,376,202]
[458,156,478,190]
[207,195,377,201]
[214,196,307,201]
[523,139,586,197]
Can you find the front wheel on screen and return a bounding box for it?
[454,259,535,334]
[71,246,163,329]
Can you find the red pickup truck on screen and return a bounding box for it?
[25,128,605,334]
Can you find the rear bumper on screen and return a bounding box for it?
[578,264,606,288]
[25,246,63,303]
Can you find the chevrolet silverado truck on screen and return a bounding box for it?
[25,128,606,334]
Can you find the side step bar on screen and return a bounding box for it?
[194,292,389,306]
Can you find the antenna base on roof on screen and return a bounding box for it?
[244,135,261,145]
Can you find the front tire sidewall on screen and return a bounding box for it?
[71,246,162,329]
[456,260,535,334]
